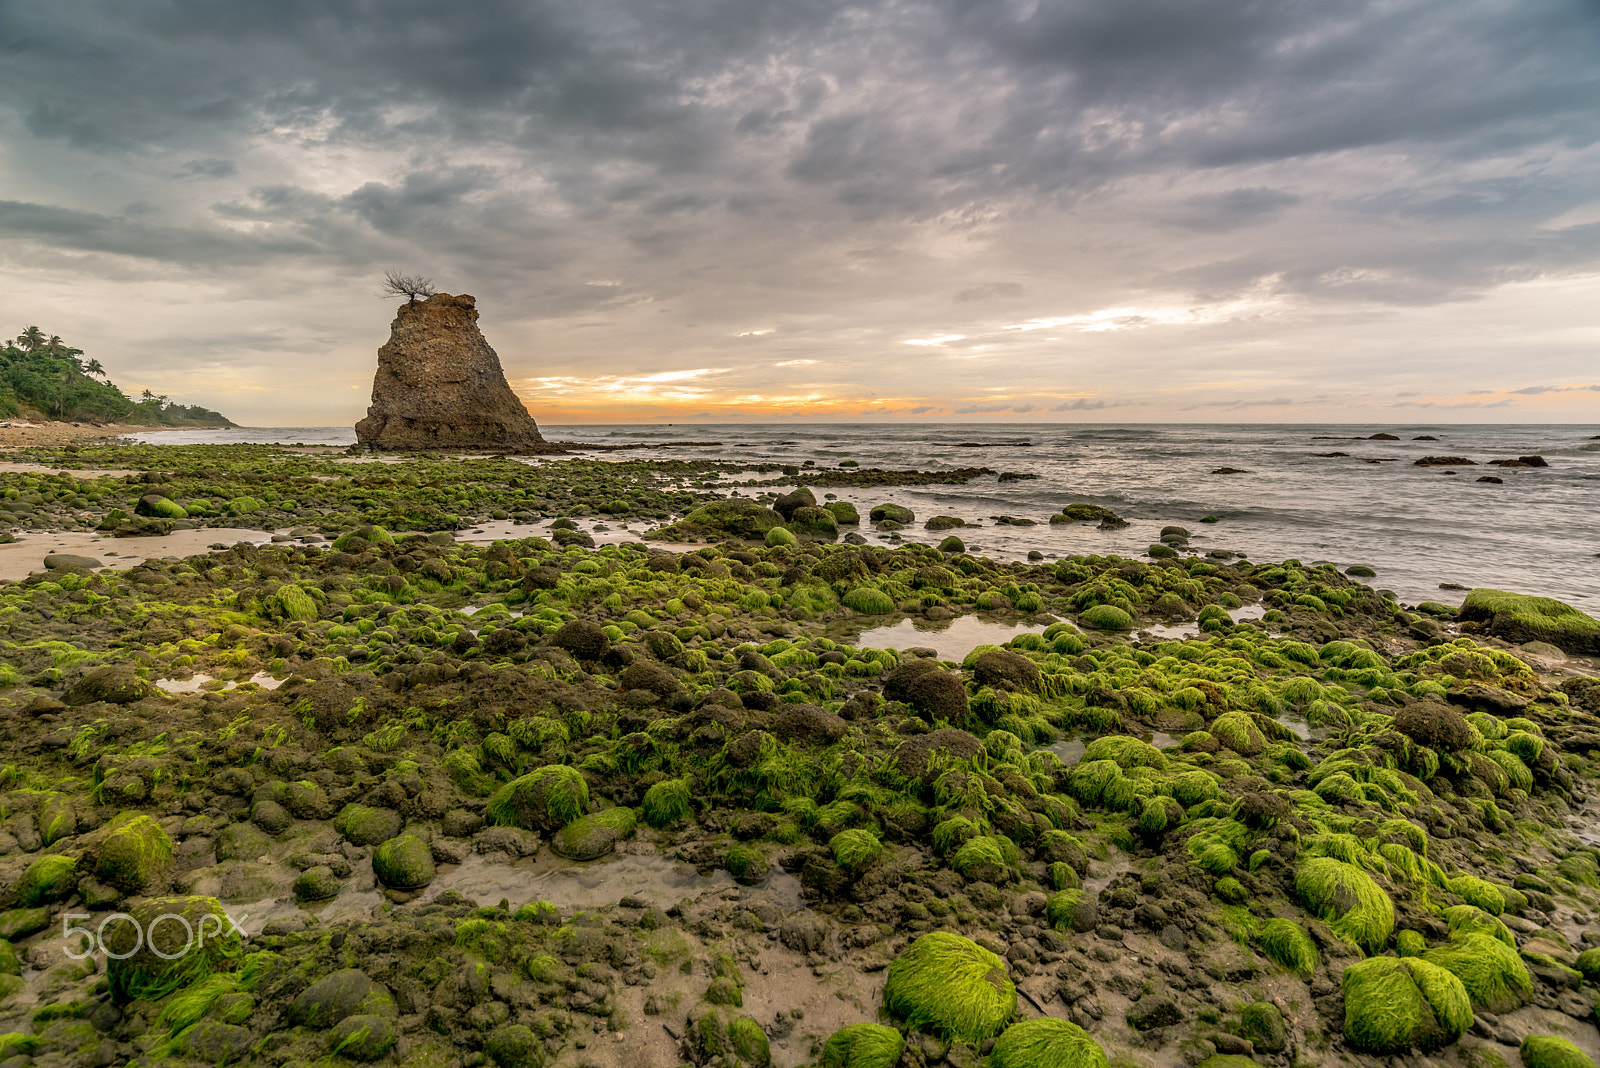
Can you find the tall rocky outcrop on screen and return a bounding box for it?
[354,293,561,453]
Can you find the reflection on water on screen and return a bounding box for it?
[853,615,1049,661]
[1045,738,1086,765]
[154,671,285,694]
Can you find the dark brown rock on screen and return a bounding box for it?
[355,293,561,453]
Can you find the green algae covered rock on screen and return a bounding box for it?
[1521,1035,1596,1068]
[1341,955,1473,1053]
[765,526,797,548]
[1237,1001,1287,1053]
[335,804,403,847]
[821,1022,904,1068]
[1210,711,1265,756]
[827,501,860,525]
[63,666,152,706]
[485,1023,542,1068]
[884,931,1015,1044]
[135,494,188,519]
[842,587,896,615]
[0,909,48,941]
[551,806,637,861]
[1460,589,1600,654]
[641,778,692,827]
[869,503,915,524]
[486,765,589,832]
[15,854,77,906]
[1079,604,1133,630]
[329,1013,397,1060]
[372,834,435,889]
[289,968,395,1027]
[105,896,242,1002]
[728,1016,770,1065]
[829,829,883,873]
[94,812,173,893]
[1422,932,1534,1013]
[1295,856,1394,953]
[1259,918,1318,977]
[988,1017,1107,1068]
[678,499,785,539]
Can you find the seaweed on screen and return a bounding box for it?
[882,932,1016,1043]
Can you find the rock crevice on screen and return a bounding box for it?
[354,293,561,453]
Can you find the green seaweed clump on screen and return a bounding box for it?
[14,854,77,907]
[372,834,436,890]
[1295,856,1394,953]
[843,588,896,615]
[1258,918,1318,978]
[486,765,589,831]
[1520,1035,1596,1068]
[551,806,637,861]
[988,1017,1108,1068]
[105,896,242,1003]
[883,931,1016,1044]
[1422,933,1534,1013]
[1079,604,1133,630]
[820,1022,904,1068]
[830,829,884,873]
[95,812,174,893]
[1341,955,1472,1053]
[641,778,693,827]
[1459,589,1600,654]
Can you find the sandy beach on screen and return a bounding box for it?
[0,420,175,449]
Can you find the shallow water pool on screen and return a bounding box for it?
[852,615,1049,661]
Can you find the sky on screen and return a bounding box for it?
[0,0,1597,426]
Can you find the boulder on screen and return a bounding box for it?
[354,293,560,453]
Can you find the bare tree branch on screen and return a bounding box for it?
[381,271,436,306]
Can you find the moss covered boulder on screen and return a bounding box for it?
[883,931,1015,1043]
[1341,956,1472,1053]
[551,807,637,861]
[329,1014,397,1060]
[485,1023,542,1067]
[94,812,173,893]
[14,854,77,907]
[1295,856,1394,953]
[1422,933,1534,1013]
[1520,1035,1596,1068]
[372,834,436,889]
[673,500,784,539]
[334,804,403,847]
[105,896,241,1002]
[1459,589,1600,653]
[63,666,151,706]
[821,1022,904,1068]
[486,765,589,831]
[989,1018,1107,1068]
[288,968,395,1027]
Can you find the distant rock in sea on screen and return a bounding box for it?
[354,293,561,453]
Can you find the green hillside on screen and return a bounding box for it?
[0,325,235,426]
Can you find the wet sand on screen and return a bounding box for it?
[0,526,276,581]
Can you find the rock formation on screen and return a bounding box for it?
[354,293,561,453]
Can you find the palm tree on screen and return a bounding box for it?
[85,359,104,377]
[15,326,44,351]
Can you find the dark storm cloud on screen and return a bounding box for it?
[0,0,1596,422]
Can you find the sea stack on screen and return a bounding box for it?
[354,293,560,453]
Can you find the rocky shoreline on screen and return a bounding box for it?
[0,442,1597,1068]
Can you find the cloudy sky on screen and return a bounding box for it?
[1,0,1597,425]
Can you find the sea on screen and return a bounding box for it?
[120,423,1600,617]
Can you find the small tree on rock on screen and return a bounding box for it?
[381,271,436,306]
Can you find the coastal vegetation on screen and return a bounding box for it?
[0,327,234,425]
